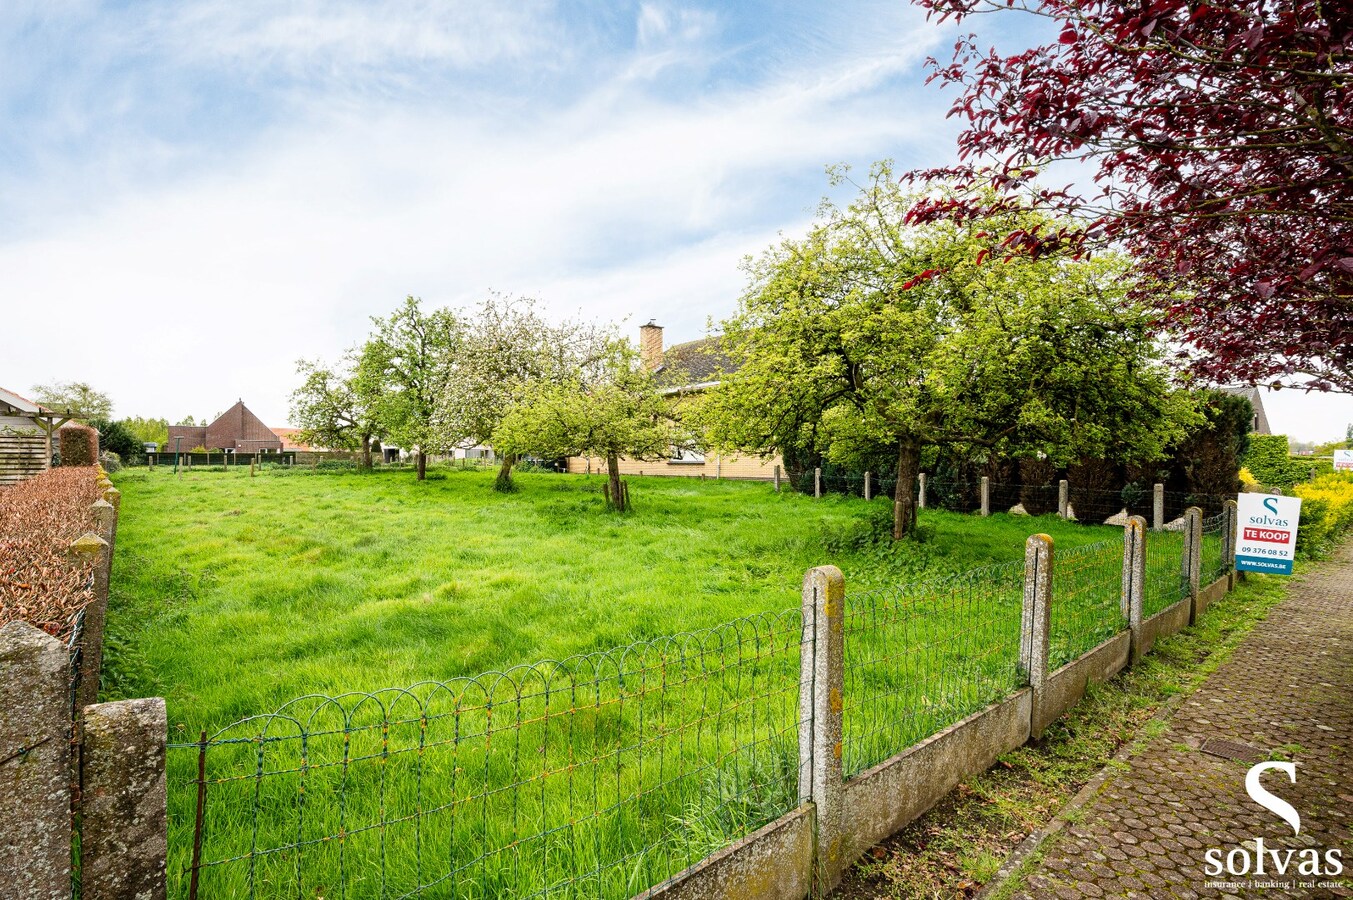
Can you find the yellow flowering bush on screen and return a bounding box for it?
[1294,472,1353,556]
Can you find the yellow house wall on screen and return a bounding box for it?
[566,453,782,480]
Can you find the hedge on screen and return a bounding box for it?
[0,466,103,640]
[59,423,100,467]
[1242,434,1313,490]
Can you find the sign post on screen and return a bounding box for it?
[1334,449,1353,472]
[1235,493,1302,575]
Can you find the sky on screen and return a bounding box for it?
[2,0,1349,440]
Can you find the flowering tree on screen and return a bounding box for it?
[909,0,1352,391]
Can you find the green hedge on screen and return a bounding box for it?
[1242,434,1314,490]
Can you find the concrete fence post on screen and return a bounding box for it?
[1223,499,1238,588]
[863,471,871,502]
[1057,480,1069,519]
[1019,534,1054,739]
[1124,516,1147,663]
[81,699,168,900]
[980,476,990,517]
[917,472,927,509]
[0,622,72,900]
[1185,507,1203,624]
[814,467,822,499]
[798,565,845,891]
[1153,483,1165,531]
[774,465,781,493]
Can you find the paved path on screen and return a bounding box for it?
[1010,545,1353,899]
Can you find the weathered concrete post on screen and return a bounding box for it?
[917,472,927,509]
[81,699,168,900]
[1152,483,1165,531]
[980,476,991,517]
[814,467,822,499]
[798,565,845,891]
[1223,499,1238,588]
[0,622,72,900]
[1057,480,1069,519]
[1020,535,1054,739]
[1124,516,1147,663]
[75,498,117,713]
[863,471,872,502]
[774,465,781,493]
[1185,507,1204,624]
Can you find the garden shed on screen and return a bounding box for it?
[0,386,72,485]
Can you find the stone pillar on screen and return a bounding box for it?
[1124,516,1147,663]
[980,476,990,517]
[81,699,168,900]
[69,529,111,714]
[1057,480,1069,519]
[774,465,781,493]
[0,622,71,900]
[1153,483,1165,531]
[1185,507,1203,624]
[864,471,872,502]
[798,565,845,890]
[917,472,927,509]
[814,467,822,499]
[1020,535,1054,738]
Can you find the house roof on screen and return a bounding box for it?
[271,427,316,451]
[654,336,734,390]
[0,386,51,416]
[166,400,283,450]
[1217,385,1271,435]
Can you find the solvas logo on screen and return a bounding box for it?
[1203,762,1344,882]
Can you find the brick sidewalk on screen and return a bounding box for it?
[1007,544,1353,900]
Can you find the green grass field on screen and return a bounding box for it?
[103,466,1185,899]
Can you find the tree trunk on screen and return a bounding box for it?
[417,450,427,481]
[892,439,921,540]
[361,436,373,470]
[494,453,518,492]
[607,453,624,511]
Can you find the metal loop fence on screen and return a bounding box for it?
[1048,540,1126,667]
[167,608,807,900]
[839,560,1026,778]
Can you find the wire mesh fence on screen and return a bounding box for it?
[839,561,1026,778]
[1047,540,1127,668]
[1201,513,1228,585]
[166,609,806,900]
[1143,527,1189,616]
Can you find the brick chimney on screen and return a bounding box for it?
[639,320,663,370]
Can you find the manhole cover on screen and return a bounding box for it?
[1199,738,1267,764]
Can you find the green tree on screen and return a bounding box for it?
[30,381,113,420]
[121,416,170,448]
[698,163,1197,539]
[436,294,609,492]
[493,340,673,510]
[366,296,461,481]
[89,418,142,460]
[290,349,385,468]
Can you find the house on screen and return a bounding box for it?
[0,386,72,484]
[165,400,283,454]
[1218,386,1272,435]
[565,321,784,480]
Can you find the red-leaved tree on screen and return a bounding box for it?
[907,0,1352,392]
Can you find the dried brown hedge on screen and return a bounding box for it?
[0,467,103,641]
[60,423,99,467]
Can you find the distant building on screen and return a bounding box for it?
[1218,386,1272,435]
[166,400,283,453]
[566,321,783,480]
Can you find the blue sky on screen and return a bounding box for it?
[2,1,1348,438]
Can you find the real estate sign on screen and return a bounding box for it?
[1235,493,1302,575]
[1335,449,1353,471]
